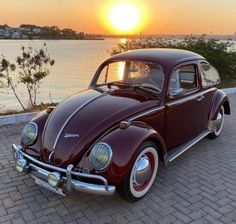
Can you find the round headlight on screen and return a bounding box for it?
[47,172,61,188]
[22,122,38,146]
[90,142,112,170]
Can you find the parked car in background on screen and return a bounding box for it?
[12,49,230,201]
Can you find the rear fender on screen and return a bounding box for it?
[98,122,166,185]
[209,90,231,121]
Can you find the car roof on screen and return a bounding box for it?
[106,48,205,72]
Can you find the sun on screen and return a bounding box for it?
[108,3,141,33]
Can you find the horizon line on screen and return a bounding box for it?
[1,23,236,37]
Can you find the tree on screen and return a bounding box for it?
[112,36,236,87]
[16,44,55,107]
[0,57,26,110]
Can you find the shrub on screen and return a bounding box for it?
[0,43,55,110]
[0,58,25,110]
[16,44,55,107]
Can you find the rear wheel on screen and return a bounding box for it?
[209,106,224,139]
[118,141,159,202]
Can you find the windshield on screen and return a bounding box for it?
[95,61,165,92]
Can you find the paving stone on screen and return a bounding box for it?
[2,197,15,209]
[21,209,35,222]
[49,213,64,224]
[0,205,7,216]
[0,94,235,223]
[12,216,26,224]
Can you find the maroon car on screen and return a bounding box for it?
[12,49,230,201]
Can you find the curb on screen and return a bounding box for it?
[0,112,38,126]
[222,87,236,95]
[0,88,235,127]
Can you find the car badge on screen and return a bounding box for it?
[64,133,80,138]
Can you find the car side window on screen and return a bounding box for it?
[200,62,220,87]
[169,65,197,97]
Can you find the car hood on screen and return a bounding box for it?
[42,88,161,167]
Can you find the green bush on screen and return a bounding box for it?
[0,44,55,110]
[112,36,236,87]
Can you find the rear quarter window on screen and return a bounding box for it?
[169,64,197,97]
[200,63,220,87]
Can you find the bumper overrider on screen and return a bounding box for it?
[12,144,115,196]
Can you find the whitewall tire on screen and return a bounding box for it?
[118,141,159,202]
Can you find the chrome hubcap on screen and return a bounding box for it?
[133,155,151,186]
[214,107,224,135]
[215,112,223,130]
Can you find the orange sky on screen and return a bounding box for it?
[0,0,236,35]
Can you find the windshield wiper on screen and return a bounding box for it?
[133,84,161,93]
[107,82,131,88]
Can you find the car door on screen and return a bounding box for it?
[165,63,206,149]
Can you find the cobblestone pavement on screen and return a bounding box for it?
[0,94,235,224]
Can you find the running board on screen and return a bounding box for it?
[165,130,210,165]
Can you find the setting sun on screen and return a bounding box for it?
[108,3,141,33]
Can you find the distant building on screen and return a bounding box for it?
[3,29,11,37]
[11,30,21,39]
[19,27,30,32]
[0,24,91,39]
[32,28,41,34]
[78,32,85,39]
[0,29,4,36]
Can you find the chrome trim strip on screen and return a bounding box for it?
[53,93,103,149]
[168,130,210,162]
[128,106,165,122]
[48,151,54,164]
[166,88,215,107]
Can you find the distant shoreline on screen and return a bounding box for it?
[0,37,105,41]
[0,24,105,40]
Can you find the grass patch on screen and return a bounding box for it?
[0,102,58,116]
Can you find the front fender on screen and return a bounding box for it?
[98,123,166,185]
[209,90,231,120]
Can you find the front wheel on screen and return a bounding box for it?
[209,106,224,139]
[118,141,159,202]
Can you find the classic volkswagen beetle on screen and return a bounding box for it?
[12,49,230,201]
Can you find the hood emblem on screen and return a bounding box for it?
[64,133,80,138]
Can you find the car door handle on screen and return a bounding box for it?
[196,95,205,102]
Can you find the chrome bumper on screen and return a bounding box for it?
[12,144,115,196]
